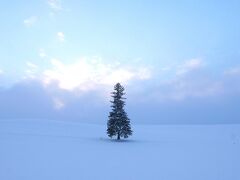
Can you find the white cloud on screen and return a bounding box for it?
[53,97,65,110]
[176,58,203,76]
[25,62,39,79]
[23,16,37,27]
[57,32,65,42]
[224,67,240,76]
[27,62,38,69]
[0,69,4,75]
[39,49,47,58]
[42,58,151,91]
[137,68,152,80]
[47,0,62,11]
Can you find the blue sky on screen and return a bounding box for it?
[0,0,240,123]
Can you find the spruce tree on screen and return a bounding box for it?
[107,83,132,140]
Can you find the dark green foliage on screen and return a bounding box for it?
[107,83,132,140]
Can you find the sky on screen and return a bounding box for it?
[0,0,240,124]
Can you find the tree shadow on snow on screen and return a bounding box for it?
[98,137,145,143]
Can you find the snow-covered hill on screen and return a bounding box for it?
[0,119,239,180]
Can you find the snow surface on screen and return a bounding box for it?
[0,119,239,180]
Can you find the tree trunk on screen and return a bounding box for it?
[117,133,120,140]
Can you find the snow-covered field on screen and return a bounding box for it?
[0,119,239,180]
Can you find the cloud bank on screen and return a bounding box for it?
[0,58,240,124]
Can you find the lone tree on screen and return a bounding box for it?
[107,83,132,140]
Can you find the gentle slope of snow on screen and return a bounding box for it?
[0,119,239,180]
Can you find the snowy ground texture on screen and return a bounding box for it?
[0,119,240,180]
